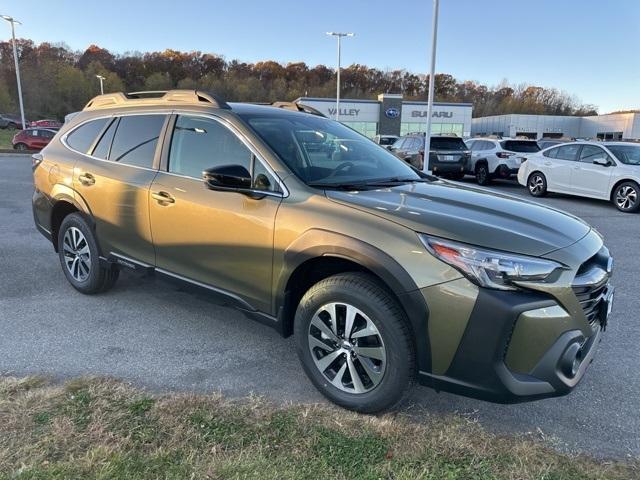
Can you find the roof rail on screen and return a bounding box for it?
[270,101,326,117]
[83,89,230,111]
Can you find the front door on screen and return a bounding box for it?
[149,114,283,313]
[571,145,614,199]
[72,114,166,264]
[542,144,580,192]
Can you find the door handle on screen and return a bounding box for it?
[151,191,175,205]
[78,172,95,186]
[544,161,552,166]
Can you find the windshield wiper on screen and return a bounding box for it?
[361,177,432,186]
[307,182,372,191]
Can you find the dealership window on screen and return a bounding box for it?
[400,123,463,137]
[341,121,377,138]
[596,132,623,140]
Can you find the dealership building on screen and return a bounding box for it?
[471,112,640,140]
[296,94,473,138]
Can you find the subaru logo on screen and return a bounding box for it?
[385,107,400,119]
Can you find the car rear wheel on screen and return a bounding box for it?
[475,163,490,185]
[57,213,119,294]
[612,181,639,213]
[294,272,415,413]
[14,143,28,151]
[528,172,548,197]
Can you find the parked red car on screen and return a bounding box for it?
[30,119,62,129]
[12,128,57,151]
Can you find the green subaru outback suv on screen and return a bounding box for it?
[32,90,614,412]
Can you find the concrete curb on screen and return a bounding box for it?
[0,152,32,157]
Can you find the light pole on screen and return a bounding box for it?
[96,75,106,95]
[423,0,440,174]
[1,15,26,130]
[326,32,354,122]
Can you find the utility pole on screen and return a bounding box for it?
[326,32,354,122]
[423,0,440,174]
[1,15,26,130]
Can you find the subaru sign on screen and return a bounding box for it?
[385,107,400,119]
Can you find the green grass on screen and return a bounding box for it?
[0,128,15,149]
[0,376,636,480]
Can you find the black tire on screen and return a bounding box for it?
[14,143,28,151]
[7,122,16,130]
[57,213,119,294]
[527,172,548,197]
[294,272,415,413]
[612,181,640,213]
[475,163,491,186]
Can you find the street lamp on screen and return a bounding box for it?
[423,0,440,174]
[326,32,354,122]
[96,75,106,95]
[1,14,26,130]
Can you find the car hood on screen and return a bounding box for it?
[326,180,591,256]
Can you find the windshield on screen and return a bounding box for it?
[239,112,421,186]
[607,145,640,165]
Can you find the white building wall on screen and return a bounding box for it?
[401,102,473,136]
[298,98,380,122]
[578,113,636,138]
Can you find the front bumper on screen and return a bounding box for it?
[418,287,608,403]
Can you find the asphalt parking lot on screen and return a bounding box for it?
[1,154,638,459]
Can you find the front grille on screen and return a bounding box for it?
[572,247,612,328]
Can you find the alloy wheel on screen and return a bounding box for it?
[529,174,545,194]
[616,185,637,210]
[62,227,91,282]
[308,302,386,394]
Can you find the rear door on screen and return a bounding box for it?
[71,113,167,265]
[540,144,580,192]
[571,144,614,198]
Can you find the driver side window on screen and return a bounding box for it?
[169,115,279,192]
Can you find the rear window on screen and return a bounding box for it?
[378,137,396,145]
[430,137,467,151]
[66,118,109,153]
[500,140,540,153]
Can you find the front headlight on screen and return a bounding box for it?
[419,234,565,291]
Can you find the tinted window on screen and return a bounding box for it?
[579,145,609,164]
[543,147,559,158]
[66,118,109,153]
[606,145,640,165]
[391,138,406,149]
[378,137,396,146]
[501,140,540,153]
[430,137,467,150]
[110,115,165,168]
[42,130,55,139]
[91,118,118,159]
[407,137,423,150]
[554,144,580,161]
[252,158,280,192]
[169,115,252,178]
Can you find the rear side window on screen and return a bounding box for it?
[91,118,118,160]
[66,118,109,153]
[392,138,406,149]
[500,140,540,153]
[430,137,467,150]
[554,144,581,161]
[110,115,166,168]
[543,147,559,158]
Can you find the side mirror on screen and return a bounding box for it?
[203,164,251,191]
[593,158,612,167]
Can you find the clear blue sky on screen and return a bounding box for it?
[3,0,639,113]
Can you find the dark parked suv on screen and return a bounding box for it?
[32,90,614,412]
[389,133,470,179]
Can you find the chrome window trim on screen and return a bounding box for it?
[167,110,289,197]
[60,111,170,173]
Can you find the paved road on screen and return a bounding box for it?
[1,154,638,459]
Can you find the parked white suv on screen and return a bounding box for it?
[518,142,640,213]
[465,138,540,185]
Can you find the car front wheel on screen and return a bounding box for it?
[294,272,415,413]
[612,181,640,213]
[528,172,548,197]
[14,143,28,151]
